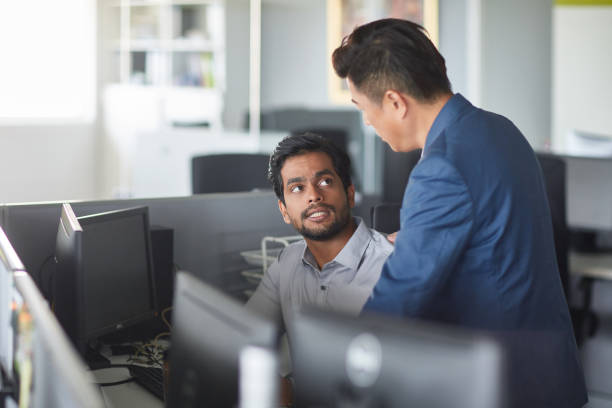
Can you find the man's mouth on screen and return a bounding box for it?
[303,206,334,221]
[307,210,329,219]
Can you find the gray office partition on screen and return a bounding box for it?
[565,155,612,231]
[0,192,294,289]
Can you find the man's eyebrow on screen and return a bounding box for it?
[351,98,358,105]
[315,169,334,178]
[286,170,334,187]
[286,176,305,186]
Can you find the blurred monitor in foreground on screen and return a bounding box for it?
[167,271,278,407]
[0,226,25,401]
[289,308,504,408]
[13,271,104,408]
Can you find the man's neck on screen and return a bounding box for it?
[413,93,453,150]
[304,218,358,270]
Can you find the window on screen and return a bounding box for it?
[0,0,95,123]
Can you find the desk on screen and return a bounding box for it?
[91,352,165,408]
[570,252,612,344]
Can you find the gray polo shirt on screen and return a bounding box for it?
[246,217,393,332]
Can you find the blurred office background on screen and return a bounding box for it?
[1,0,610,204]
[1,1,612,406]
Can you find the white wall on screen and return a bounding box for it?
[0,124,98,203]
[553,5,612,150]
[439,0,469,96]
[479,0,552,149]
[260,0,329,109]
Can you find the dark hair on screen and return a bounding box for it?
[332,18,451,103]
[268,133,352,203]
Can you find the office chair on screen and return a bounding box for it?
[381,145,422,203]
[536,152,594,345]
[370,202,401,234]
[536,153,570,301]
[191,153,271,194]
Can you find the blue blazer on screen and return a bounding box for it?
[365,94,587,407]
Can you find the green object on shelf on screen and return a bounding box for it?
[555,0,612,5]
[200,52,215,88]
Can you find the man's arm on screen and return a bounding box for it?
[245,252,285,332]
[364,155,474,316]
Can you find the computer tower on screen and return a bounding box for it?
[150,225,175,313]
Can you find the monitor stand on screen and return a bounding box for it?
[85,345,111,370]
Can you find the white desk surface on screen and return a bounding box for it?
[570,251,612,280]
[91,352,165,408]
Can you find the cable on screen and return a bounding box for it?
[90,364,133,371]
[161,306,173,330]
[97,378,135,387]
[38,254,56,301]
[153,331,171,346]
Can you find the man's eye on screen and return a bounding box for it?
[290,185,303,193]
[320,178,332,186]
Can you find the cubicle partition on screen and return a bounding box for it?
[1,226,104,408]
[0,192,297,293]
[565,155,612,231]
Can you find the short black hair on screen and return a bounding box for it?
[332,18,452,104]
[268,133,352,203]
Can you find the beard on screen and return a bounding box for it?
[295,201,352,241]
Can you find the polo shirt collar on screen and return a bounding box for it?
[301,216,370,271]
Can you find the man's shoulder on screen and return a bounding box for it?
[275,239,307,263]
[366,228,394,255]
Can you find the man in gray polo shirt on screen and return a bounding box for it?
[246,133,393,334]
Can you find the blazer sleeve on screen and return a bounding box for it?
[363,154,474,316]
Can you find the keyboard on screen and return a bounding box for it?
[128,365,165,401]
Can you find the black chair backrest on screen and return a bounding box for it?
[191,153,271,194]
[290,128,349,153]
[382,145,422,203]
[370,202,402,235]
[536,153,570,302]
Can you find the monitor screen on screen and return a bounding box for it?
[289,309,505,408]
[13,271,104,408]
[166,271,278,407]
[78,206,156,340]
[53,204,157,357]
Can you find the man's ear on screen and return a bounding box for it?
[383,90,408,119]
[278,200,291,224]
[347,184,356,209]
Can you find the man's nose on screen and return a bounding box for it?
[307,185,323,203]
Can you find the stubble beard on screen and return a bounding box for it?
[295,201,351,241]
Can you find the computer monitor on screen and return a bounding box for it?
[289,309,505,408]
[166,271,278,407]
[53,203,157,360]
[13,271,104,408]
[0,226,25,391]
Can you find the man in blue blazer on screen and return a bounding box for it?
[333,18,587,407]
